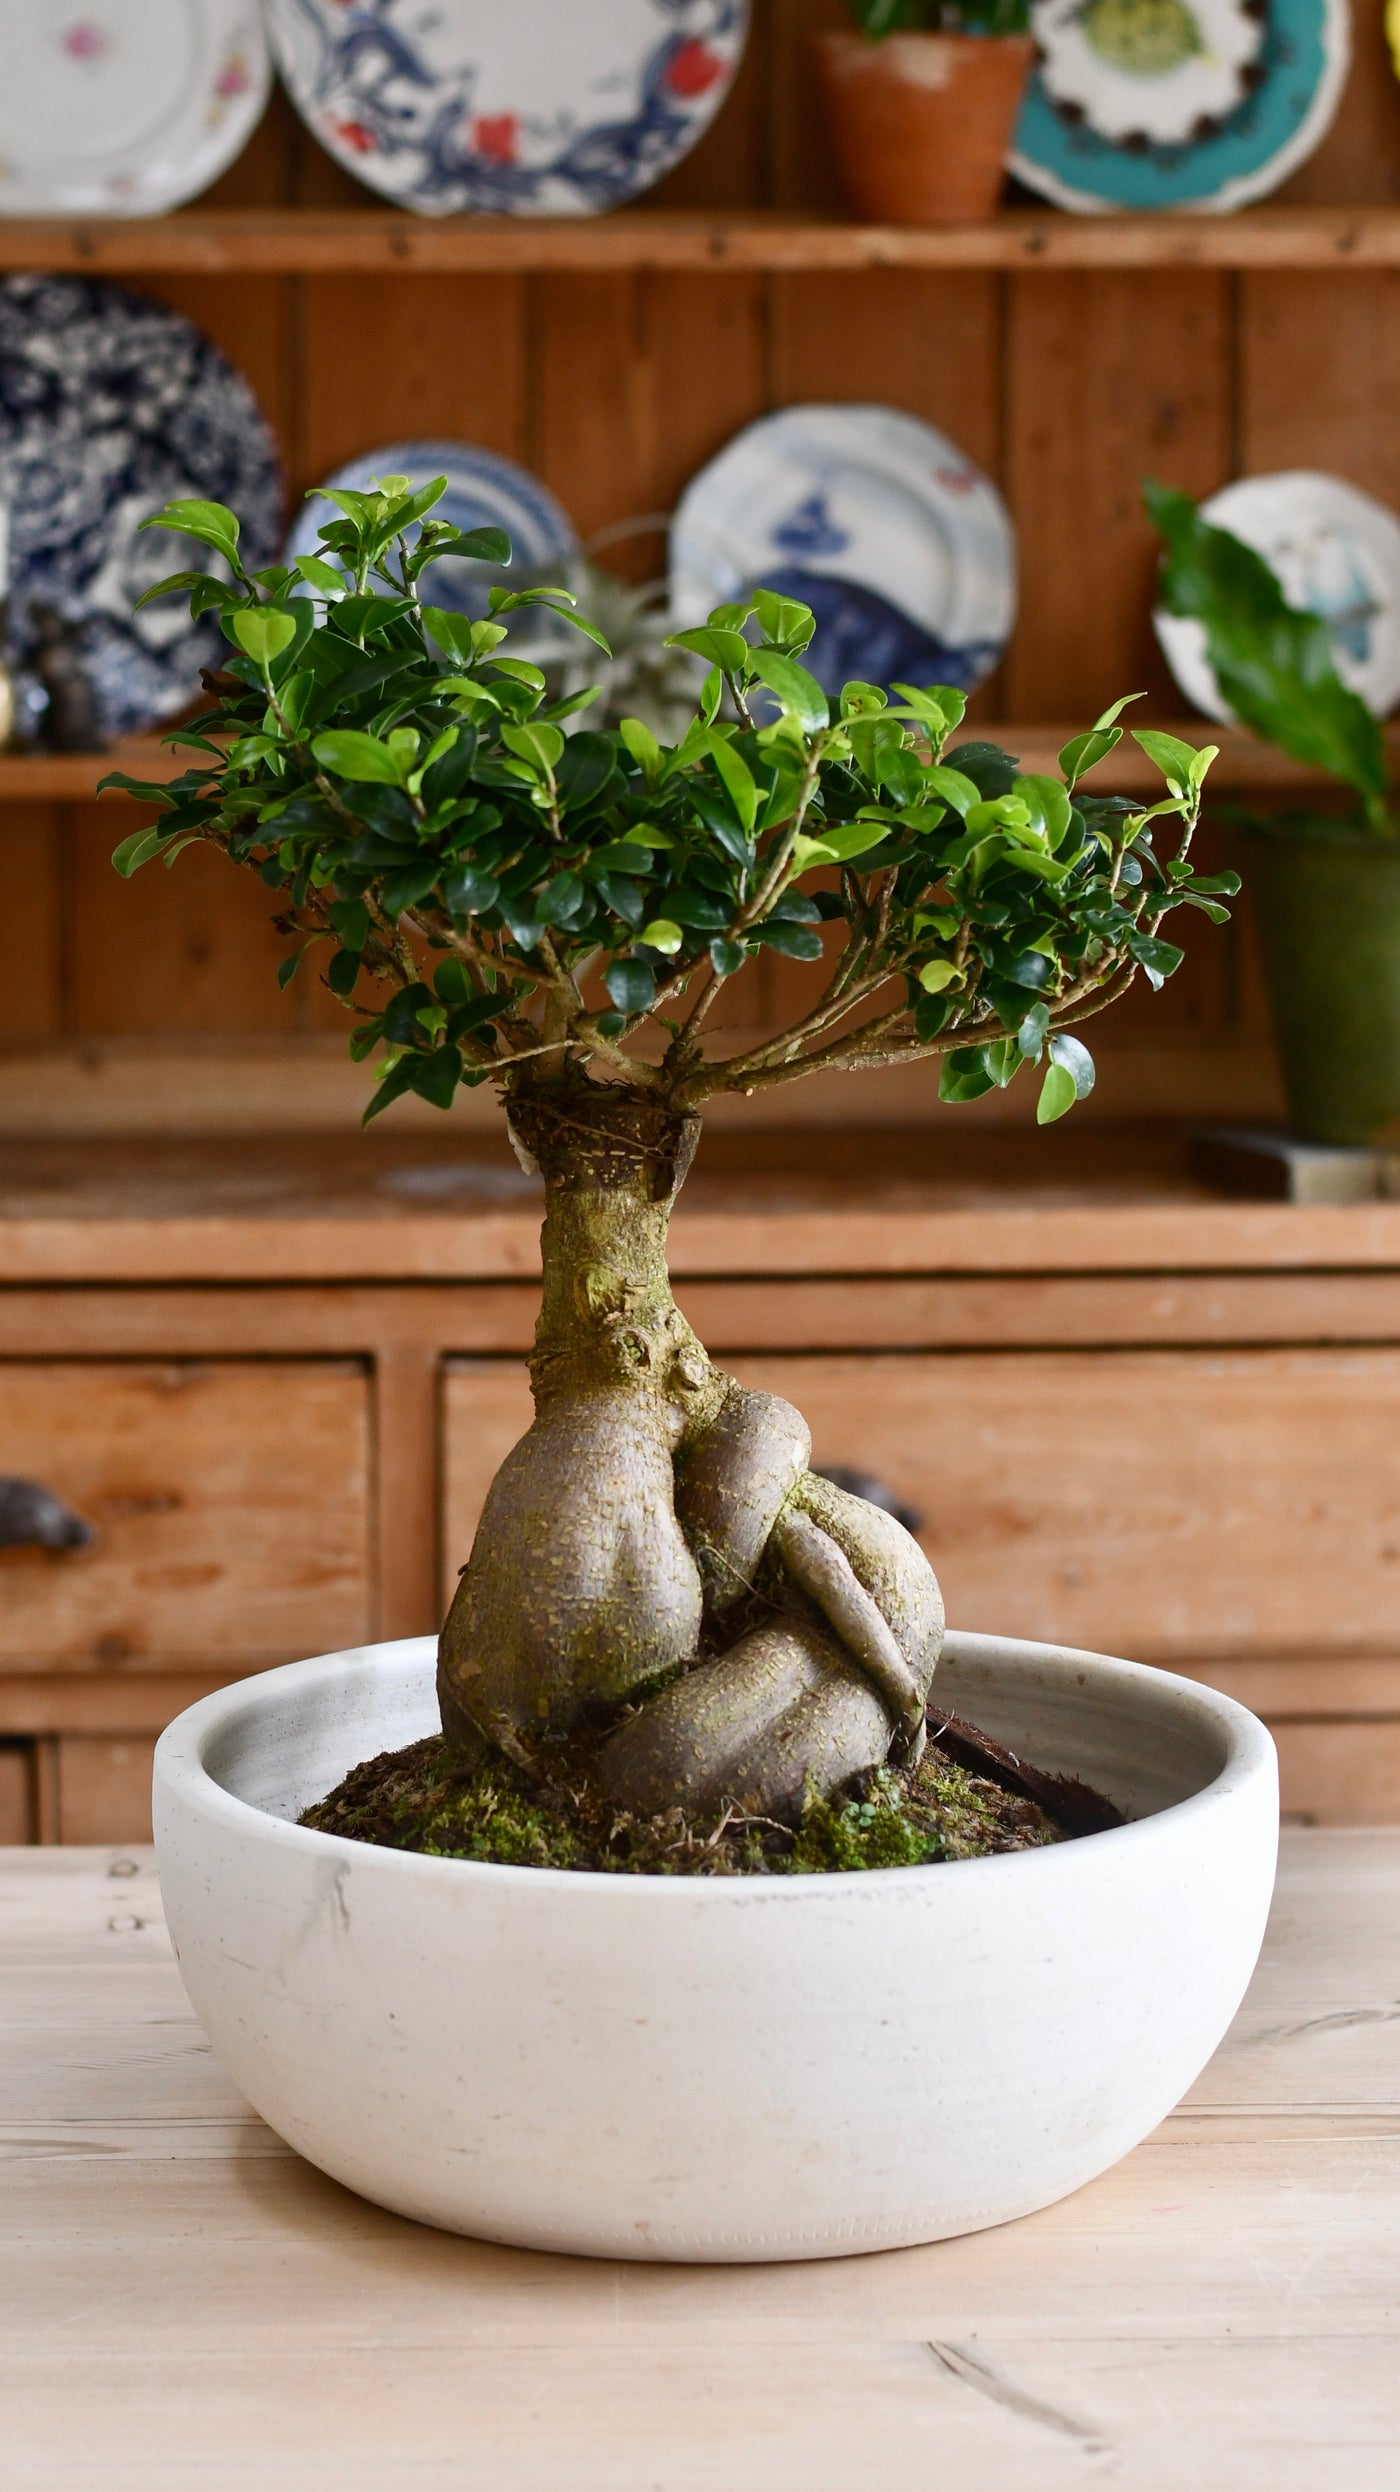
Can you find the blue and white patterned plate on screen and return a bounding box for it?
[1156,472,1400,723]
[0,275,282,741]
[266,0,748,218]
[0,3,270,218]
[1010,0,1348,213]
[285,441,581,649]
[670,406,1016,702]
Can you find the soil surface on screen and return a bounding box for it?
[301,1712,1123,1876]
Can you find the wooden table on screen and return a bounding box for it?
[4,1834,1398,2488]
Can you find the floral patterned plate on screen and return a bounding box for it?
[266,0,748,217]
[0,275,281,740]
[1010,0,1348,213]
[0,2,269,217]
[670,405,1016,703]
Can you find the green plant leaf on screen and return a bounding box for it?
[1036,1061,1078,1123]
[1048,1031,1096,1097]
[111,826,177,877]
[233,607,298,667]
[139,497,240,568]
[639,918,684,954]
[1145,480,1388,823]
[311,729,404,784]
[747,646,829,730]
[422,606,478,665]
[918,958,963,993]
[605,957,657,1015]
[708,735,759,833]
[664,623,751,674]
[709,936,746,977]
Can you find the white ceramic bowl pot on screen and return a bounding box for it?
[153,1633,1278,2263]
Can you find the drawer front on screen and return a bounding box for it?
[0,1360,372,1669]
[726,1350,1400,1667]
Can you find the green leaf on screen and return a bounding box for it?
[233,607,298,668]
[1012,774,1073,847]
[939,1047,999,1104]
[1058,694,1145,789]
[1017,999,1051,1061]
[311,729,404,784]
[1036,1061,1078,1124]
[434,523,511,566]
[1048,1031,1096,1098]
[139,497,240,568]
[751,587,816,652]
[111,826,177,877]
[747,646,829,731]
[1132,728,1204,793]
[604,958,657,1016]
[619,717,664,782]
[708,735,759,833]
[134,568,225,612]
[1145,480,1388,822]
[294,553,347,597]
[709,936,746,977]
[327,948,361,996]
[421,606,478,665]
[1128,931,1186,989]
[918,958,963,994]
[502,721,565,776]
[639,918,684,954]
[753,920,823,959]
[664,624,751,673]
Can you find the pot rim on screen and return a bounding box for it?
[155,1632,1277,1903]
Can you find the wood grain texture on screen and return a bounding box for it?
[53,1737,155,1845]
[1,1835,1396,2487]
[724,1349,1400,1667]
[0,1360,371,1668]
[0,1745,32,1843]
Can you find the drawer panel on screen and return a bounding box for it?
[0,1360,372,1669]
[728,1350,1400,1667]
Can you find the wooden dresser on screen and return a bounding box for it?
[2,1123,1397,1840]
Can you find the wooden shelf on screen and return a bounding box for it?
[5,204,1400,276]
[5,722,1392,804]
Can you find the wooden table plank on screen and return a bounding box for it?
[1,1837,1397,2487]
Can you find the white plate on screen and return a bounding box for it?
[0,2,269,217]
[1155,472,1400,724]
[266,0,748,217]
[670,405,1016,701]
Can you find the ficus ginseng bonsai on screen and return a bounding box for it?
[1147,479,1400,1146]
[106,474,1232,1841]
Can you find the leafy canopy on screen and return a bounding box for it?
[1145,479,1392,834]
[104,475,1231,1127]
[843,0,1031,37]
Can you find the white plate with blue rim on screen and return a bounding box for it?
[285,439,583,654]
[670,405,1016,704]
[1010,0,1348,214]
[266,0,748,217]
[0,1,270,218]
[0,273,281,742]
[1155,471,1400,723]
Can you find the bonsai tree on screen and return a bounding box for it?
[106,475,1230,1832]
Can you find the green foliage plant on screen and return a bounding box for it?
[105,475,1230,1846]
[844,0,1031,38]
[1145,478,1394,835]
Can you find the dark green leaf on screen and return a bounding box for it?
[605,958,657,1015]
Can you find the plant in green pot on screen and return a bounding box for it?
[1148,480,1400,1150]
[104,475,1280,2263]
[819,0,1034,224]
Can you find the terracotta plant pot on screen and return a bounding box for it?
[817,28,1034,224]
[1250,820,1400,1147]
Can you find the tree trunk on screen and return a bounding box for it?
[437,1069,945,1821]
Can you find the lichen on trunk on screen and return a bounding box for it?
[437,1067,946,1827]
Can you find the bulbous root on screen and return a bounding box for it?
[436,1073,944,1823]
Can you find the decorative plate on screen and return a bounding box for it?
[265,0,748,218]
[0,3,269,218]
[0,275,282,742]
[1155,471,1400,723]
[285,441,581,656]
[670,405,1016,702]
[1010,0,1348,213]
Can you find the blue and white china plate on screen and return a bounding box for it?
[670,405,1016,701]
[1010,0,1348,213]
[1156,471,1400,723]
[285,441,581,642]
[0,275,281,741]
[0,3,270,218]
[266,0,748,218]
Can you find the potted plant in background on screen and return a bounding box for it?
[817,0,1035,225]
[1148,480,1400,1150]
[104,476,1275,2262]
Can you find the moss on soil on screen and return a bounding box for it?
[300,1731,1065,1876]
